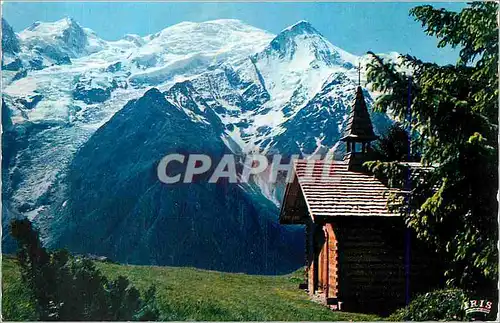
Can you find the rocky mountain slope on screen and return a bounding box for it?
[2,17,393,272]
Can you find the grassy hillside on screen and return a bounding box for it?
[2,255,379,321]
[2,256,37,321]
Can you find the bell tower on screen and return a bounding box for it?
[340,86,378,171]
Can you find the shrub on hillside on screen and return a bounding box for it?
[388,289,466,321]
[10,219,160,321]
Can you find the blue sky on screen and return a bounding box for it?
[3,2,466,65]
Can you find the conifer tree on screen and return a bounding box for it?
[10,219,161,321]
[366,2,498,292]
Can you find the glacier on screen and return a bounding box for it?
[2,17,395,272]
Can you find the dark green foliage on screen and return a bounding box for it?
[365,2,498,292]
[9,219,160,321]
[10,219,52,319]
[371,123,416,162]
[389,289,467,321]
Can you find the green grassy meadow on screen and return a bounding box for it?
[2,255,379,321]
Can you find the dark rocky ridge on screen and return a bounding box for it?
[50,88,304,274]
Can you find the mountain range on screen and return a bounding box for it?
[2,17,395,273]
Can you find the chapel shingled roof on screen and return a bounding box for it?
[279,160,401,224]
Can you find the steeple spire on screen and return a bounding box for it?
[341,86,377,142]
[357,62,361,86]
[341,85,378,171]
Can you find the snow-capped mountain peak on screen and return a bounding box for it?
[2,17,395,227]
[19,17,106,59]
[0,16,401,273]
[126,19,273,88]
[1,17,398,270]
[258,20,356,71]
[21,17,86,44]
[25,16,77,32]
[143,19,273,57]
[238,20,360,139]
[279,20,320,36]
